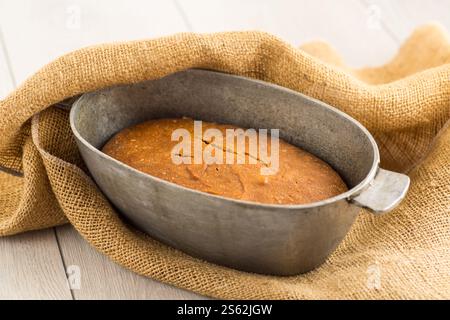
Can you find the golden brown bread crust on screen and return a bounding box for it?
[102,118,348,204]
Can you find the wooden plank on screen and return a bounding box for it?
[0,229,73,300]
[176,0,399,67]
[0,17,72,299]
[56,226,205,300]
[0,0,189,84]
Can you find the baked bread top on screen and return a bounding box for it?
[102,118,348,204]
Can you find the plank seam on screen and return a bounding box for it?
[173,0,194,32]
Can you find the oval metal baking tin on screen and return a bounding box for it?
[70,69,410,275]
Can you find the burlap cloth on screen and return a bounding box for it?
[0,23,449,299]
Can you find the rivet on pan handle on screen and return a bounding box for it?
[349,168,410,214]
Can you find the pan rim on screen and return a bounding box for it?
[69,69,380,211]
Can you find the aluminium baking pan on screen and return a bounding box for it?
[70,69,410,276]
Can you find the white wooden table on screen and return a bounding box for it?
[0,0,449,300]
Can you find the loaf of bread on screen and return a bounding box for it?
[102,118,348,205]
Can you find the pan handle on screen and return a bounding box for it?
[349,168,410,214]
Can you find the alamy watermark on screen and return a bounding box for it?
[66,265,81,290]
[66,5,82,30]
[366,4,382,30]
[366,261,382,290]
[171,121,280,175]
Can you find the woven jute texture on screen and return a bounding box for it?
[0,24,449,299]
